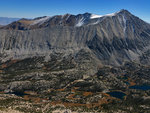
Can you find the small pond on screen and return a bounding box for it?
[129,85,150,91]
[7,91,28,97]
[107,91,126,99]
[124,81,129,85]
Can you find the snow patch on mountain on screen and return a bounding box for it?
[76,17,85,27]
[90,12,117,19]
[122,15,127,32]
[65,15,71,21]
[31,16,51,25]
[90,14,102,19]
[118,15,127,33]
[105,13,117,17]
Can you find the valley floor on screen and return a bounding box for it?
[0,55,150,113]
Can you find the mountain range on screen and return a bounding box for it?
[0,17,20,25]
[0,9,150,112]
[0,9,150,66]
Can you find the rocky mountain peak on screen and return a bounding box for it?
[118,9,131,14]
[116,9,133,18]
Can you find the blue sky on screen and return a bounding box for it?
[0,0,150,23]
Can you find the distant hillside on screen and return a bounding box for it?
[0,17,20,25]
